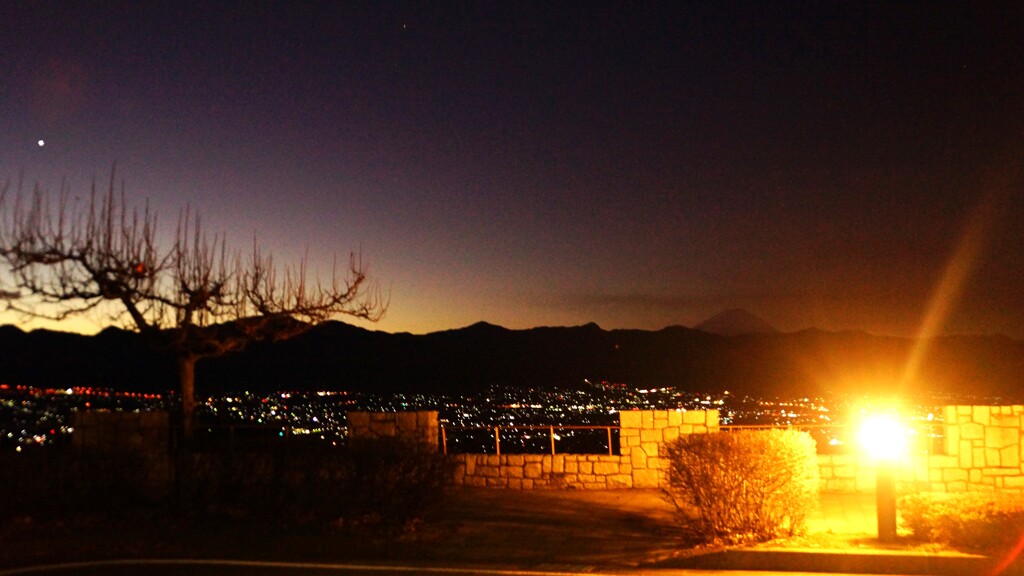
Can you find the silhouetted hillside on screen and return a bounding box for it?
[695,309,778,336]
[1,322,1022,401]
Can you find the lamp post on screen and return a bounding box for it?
[857,414,907,543]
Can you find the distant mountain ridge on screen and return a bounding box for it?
[0,320,1022,401]
[695,309,778,336]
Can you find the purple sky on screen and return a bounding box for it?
[2,2,1024,338]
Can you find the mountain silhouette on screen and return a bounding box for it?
[695,309,778,336]
[0,321,1022,401]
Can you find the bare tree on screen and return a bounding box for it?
[0,170,386,438]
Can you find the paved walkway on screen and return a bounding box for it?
[810,491,878,537]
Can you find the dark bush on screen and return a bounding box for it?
[182,438,450,531]
[901,491,1024,552]
[0,447,150,520]
[664,429,819,544]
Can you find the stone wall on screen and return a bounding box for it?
[817,405,1024,494]
[347,410,439,450]
[939,405,1024,492]
[449,409,719,489]
[72,410,173,494]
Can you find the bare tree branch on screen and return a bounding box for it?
[0,169,387,437]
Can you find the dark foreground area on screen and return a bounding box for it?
[5,488,1020,575]
[0,489,687,573]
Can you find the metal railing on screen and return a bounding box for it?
[440,424,619,456]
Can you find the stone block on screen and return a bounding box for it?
[565,460,579,474]
[630,449,647,469]
[578,461,593,474]
[486,477,508,487]
[584,482,607,490]
[987,448,1001,467]
[819,466,833,479]
[946,481,967,492]
[480,466,499,478]
[542,458,553,474]
[928,455,958,469]
[632,468,660,488]
[641,442,659,457]
[1004,476,1024,488]
[929,469,943,482]
[465,476,487,488]
[959,441,973,468]
[683,410,706,425]
[607,474,633,488]
[679,424,693,434]
[654,416,668,430]
[552,455,565,474]
[524,463,543,479]
[417,411,438,427]
[942,468,968,482]
[507,465,525,478]
[347,411,370,430]
[961,422,984,440]
[957,405,972,416]
[641,410,654,428]
[594,461,620,475]
[970,469,982,484]
[620,427,640,437]
[668,410,683,426]
[507,478,523,490]
[973,447,986,468]
[986,427,1018,449]
[706,409,720,426]
[972,406,991,425]
[640,429,661,443]
[506,454,525,466]
[619,411,642,429]
[369,421,397,437]
[522,479,535,489]
[524,454,543,462]
[944,405,959,424]
[982,467,1019,476]
[578,474,597,483]
[945,425,960,455]
[663,427,680,444]
[396,411,418,431]
[993,414,1019,427]
[1001,445,1019,468]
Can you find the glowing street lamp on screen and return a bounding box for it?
[857,413,908,543]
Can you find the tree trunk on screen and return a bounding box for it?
[178,354,197,441]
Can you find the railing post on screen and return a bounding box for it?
[441,426,448,455]
[607,426,613,456]
[494,426,501,456]
[550,426,556,456]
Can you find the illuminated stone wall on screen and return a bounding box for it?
[346,410,440,450]
[450,409,719,489]
[938,405,1024,492]
[817,405,1024,494]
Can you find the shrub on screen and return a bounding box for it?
[333,437,451,531]
[664,429,819,544]
[0,447,149,520]
[900,491,1024,552]
[183,438,450,531]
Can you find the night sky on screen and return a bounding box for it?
[2,2,1023,338]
